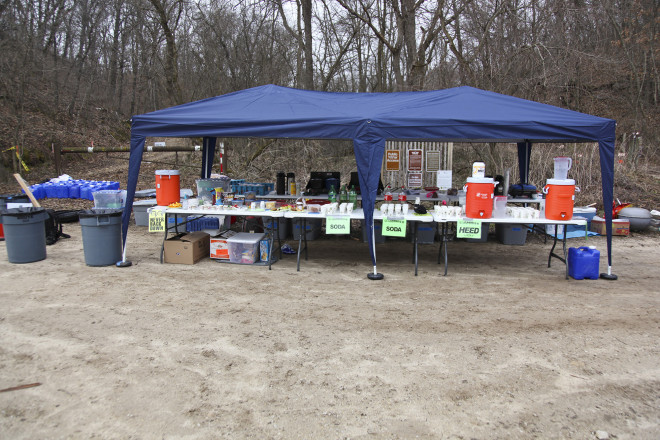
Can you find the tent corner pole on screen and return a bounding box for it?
[367,219,384,280]
[599,265,617,280]
[116,243,133,268]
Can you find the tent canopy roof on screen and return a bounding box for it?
[132,85,615,144]
[125,85,616,272]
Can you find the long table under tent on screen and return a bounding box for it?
[432,214,588,279]
[284,208,434,275]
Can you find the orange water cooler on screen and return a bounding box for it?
[464,177,496,219]
[155,170,181,206]
[543,178,578,220]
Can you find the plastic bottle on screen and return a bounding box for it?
[384,185,393,201]
[340,184,348,203]
[289,177,296,196]
[328,185,337,203]
[349,185,357,208]
[398,185,407,203]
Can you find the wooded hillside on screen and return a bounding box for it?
[1,0,657,203]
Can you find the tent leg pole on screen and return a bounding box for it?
[116,243,133,268]
[600,265,617,280]
[367,222,384,280]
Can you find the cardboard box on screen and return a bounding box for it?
[210,230,238,260]
[164,231,210,264]
[590,216,630,236]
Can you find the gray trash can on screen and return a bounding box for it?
[1,207,48,263]
[79,209,123,266]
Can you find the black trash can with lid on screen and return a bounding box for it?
[79,209,123,266]
[1,207,48,263]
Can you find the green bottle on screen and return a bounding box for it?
[328,185,337,203]
[340,184,348,203]
[349,185,357,208]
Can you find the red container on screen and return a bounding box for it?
[0,224,4,240]
[155,170,180,206]
[464,177,496,219]
[544,178,577,220]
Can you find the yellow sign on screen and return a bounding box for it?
[149,210,165,232]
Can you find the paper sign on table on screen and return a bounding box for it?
[149,210,166,232]
[456,219,482,238]
[325,216,350,234]
[382,218,407,237]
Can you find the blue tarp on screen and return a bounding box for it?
[124,85,616,274]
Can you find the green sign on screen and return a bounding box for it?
[149,210,166,232]
[382,218,407,237]
[326,216,350,234]
[456,219,482,238]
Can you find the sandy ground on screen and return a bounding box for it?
[0,222,659,439]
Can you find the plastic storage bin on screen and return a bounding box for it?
[196,177,230,202]
[466,222,490,242]
[133,199,157,226]
[495,223,527,245]
[264,218,290,240]
[566,207,597,233]
[93,190,125,209]
[226,232,265,264]
[568,246,600,280]
[410,223,436,244]
[292,218,322,240]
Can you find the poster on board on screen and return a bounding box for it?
[407,149,423,171]
[426,151,440,172]
[408,172,423,188]
[385,150,400,171]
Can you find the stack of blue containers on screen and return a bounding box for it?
[27,180,120,201]
[230,180,274,196]
[186,216,220,232]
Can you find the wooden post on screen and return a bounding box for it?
[53,143,61,176]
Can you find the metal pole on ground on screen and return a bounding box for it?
[367,218,384,280]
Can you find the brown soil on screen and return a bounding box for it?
[1,153,659,439]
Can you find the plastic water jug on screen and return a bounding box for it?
[568,246,600,280]
[554,156,572,180]
[493,195,507,218]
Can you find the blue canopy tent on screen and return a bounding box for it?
[123,85,617,279]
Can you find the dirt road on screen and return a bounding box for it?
[1,225,659,439]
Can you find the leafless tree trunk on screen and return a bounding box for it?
[148,0,184,105]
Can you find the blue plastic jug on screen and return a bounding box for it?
[568,246,600,280]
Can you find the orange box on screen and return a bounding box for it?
[210,230,238,259]
[590,216,630,236]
